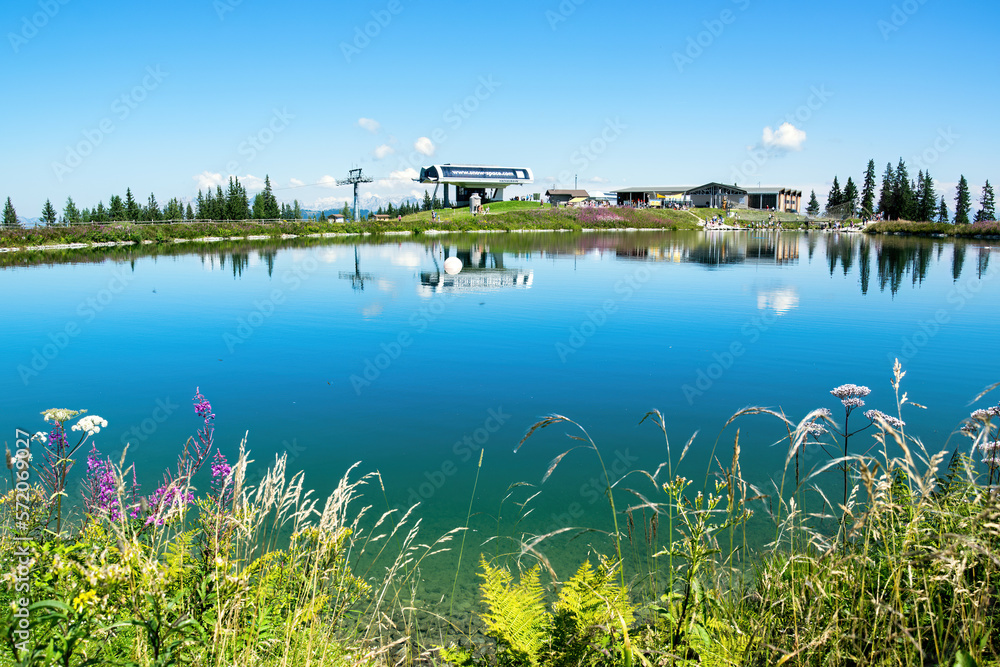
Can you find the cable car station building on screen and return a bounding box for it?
[615,183,802,212]
[417,164,533,208]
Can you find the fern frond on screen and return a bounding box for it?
[478,556,550,665]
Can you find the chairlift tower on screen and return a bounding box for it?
[336,168,373,222]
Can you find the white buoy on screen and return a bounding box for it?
[444,257,463,275]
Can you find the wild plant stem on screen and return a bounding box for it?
[450,448,483,619]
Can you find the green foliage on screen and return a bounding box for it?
[3,197,18,228]
[955,175,971,225]
[478,557,549,665]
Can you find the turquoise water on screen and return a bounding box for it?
[3,230,999,604]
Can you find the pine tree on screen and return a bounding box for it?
[145,193,161,221]
[937,195,949,223]
[109,195,126,221]
[94,201,108,223]
[124,188,141,221]
[843,177,858,217]
[261,175,280,219]
[185,203,194,221]
[877,162,895,218]
[917,171,936,222]
[954,175,971,225]
[806,190,820,215]
[341,202,351,220]
[423,189,433,211]
[292,200,302,220]
[860,159,877,218]
[976,180,996,222]
[163,197,183,221]
[3,197,18,228]
[252,193,264,219]
[826,176,842,214]
[41,199,57,226]
[63,196,81,225]
[892,159,914,220]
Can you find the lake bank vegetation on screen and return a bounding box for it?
[2,362,999,665]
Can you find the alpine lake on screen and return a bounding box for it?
[3,228,999,618]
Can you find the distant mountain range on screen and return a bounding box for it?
[306,194,421,218]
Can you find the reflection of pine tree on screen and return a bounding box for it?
[952,243,966,281]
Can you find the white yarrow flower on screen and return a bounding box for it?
[72,415,108,436]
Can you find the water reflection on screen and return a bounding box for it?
[2,231,997,298]
[757,287,800,314]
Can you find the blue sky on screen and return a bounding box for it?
[2,0,997,216]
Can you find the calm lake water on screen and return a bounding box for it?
[3,230,999,606]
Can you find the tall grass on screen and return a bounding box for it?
[3,363,999,665]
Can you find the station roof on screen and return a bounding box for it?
[545,189,589,197]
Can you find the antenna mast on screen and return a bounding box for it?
[336,167,374,222]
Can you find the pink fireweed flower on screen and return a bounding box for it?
[865,410,905,430]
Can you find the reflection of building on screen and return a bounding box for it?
[419,269,533,295]
[611,231,800,267]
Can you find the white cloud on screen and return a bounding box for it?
[587,176,610,184]
[376,167,419,188]
[414,137,435,156]
[194,171,226,190]
[317,175,340,188]
[374,144,395,159]
[358,117,380,133]
[240,174,265,191]
[761,122,807,152]
[289,177,304,187]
